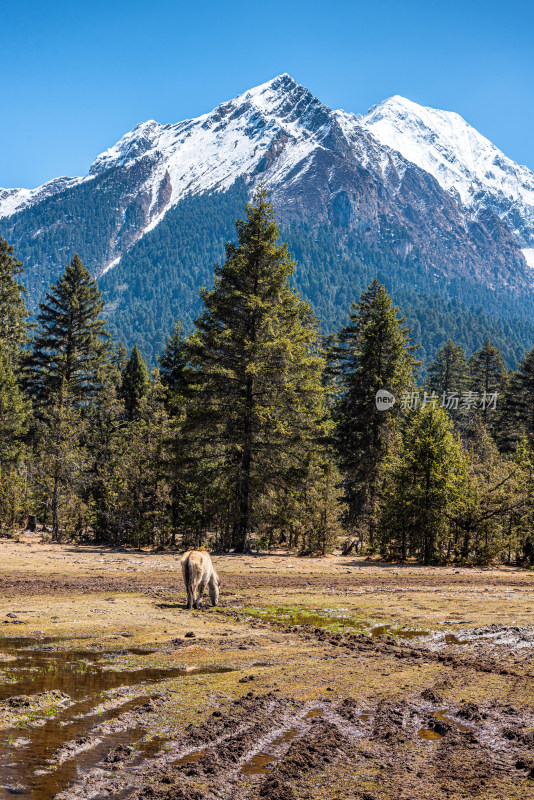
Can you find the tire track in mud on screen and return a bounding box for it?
[57,690,534,800]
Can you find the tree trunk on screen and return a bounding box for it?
[51,475,60,541]
[233,375,253,552]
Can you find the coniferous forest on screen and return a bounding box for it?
[2,191,534,566]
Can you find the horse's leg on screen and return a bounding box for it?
[196,577,208,609]
[186,584,194,610]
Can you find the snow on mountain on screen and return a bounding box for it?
[87,74,339,238]
[361,95,534,246]
[3,77,533,249]
[0,74,532,287]
[0,75,339,243]
[0,176,83,218]
[3,81,534,254]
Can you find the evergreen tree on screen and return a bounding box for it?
[159,321,186,390]
[380,405,467,564]
[469,339,507,424]
[111,342,128,380]
[331,279,418,542]
[120,344,150,421]
[496,347,534,452]
[425,338,469,399]
[0,344,30,528]
[32,384,90,540]
[298,456,345,555]
[512,436,534,566]
[452,420,526,564]
[158,320,188,414]
[0,238,28,365]
[25,253,110,407]
[93,371,172,547]
[185,188,326,551]
[0,345,29,467]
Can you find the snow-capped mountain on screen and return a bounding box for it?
[361,95,534,252]
[1,75,533,279]
[1,74,346,237]
[2,74,534,363]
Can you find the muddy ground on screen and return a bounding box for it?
[0,533,533,799]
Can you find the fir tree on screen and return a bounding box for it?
[299,456,345,555]
[0,344,30,528]
[33,383,90,540]
[120,344,150,421]
[453,420,526,564]
[185,188,326,551]
[111,342,128,379]
[93,370,172,547]
[158,320,187,414]
[159,321,186,390]
[25,253,110,407]
[512,436,534,566]
[496,347,534,452]
[425,338,469,399]
[469,339,507,424]
[0,345,29,468]
[380,405,467,564]
[0,238,28,365]
[331,279,419,542]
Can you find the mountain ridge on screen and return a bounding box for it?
[2,74,534,365]
[2,74,533,257]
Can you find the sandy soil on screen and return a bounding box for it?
[0,533,532,799]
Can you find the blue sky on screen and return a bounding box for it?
[2,0,533,188]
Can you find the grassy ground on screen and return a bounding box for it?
[0,533,533,799]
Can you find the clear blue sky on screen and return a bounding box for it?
[2,0,533,188]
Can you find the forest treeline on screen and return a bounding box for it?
[1,190,534,566]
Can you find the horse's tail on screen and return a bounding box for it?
[183,553,192,589]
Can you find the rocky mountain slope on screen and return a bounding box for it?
[361,94,534,252]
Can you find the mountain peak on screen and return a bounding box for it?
[229,72,320,119]
[362,94,534,245]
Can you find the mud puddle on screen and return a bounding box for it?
[432,708,471,733]
[0,637,235,799]
[240,728,300,775]
[417,706,473,741]
[370,624,429,640]
[240,709,325,777]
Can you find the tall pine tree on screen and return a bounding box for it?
[469,339,507,425]
[331,279,419,542]
[0,238,28,365]
[425,338,469,396]
[380,405,467,564]
[185,188,326,551]
[158,320,187,414]
[496,347,534,452]
[0,344,30,528]
[120,344,150,421]
[25,254,110,407]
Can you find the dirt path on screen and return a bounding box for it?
[0,534,532,799]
